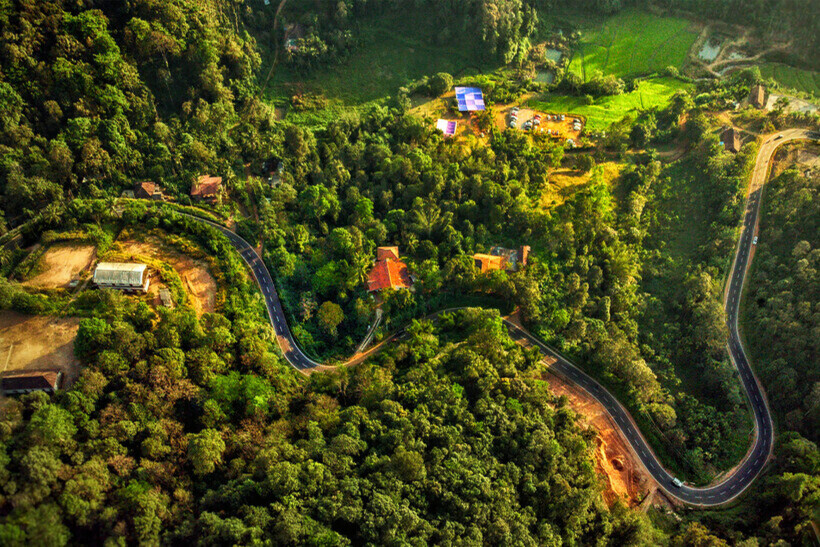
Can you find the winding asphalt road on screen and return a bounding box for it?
[193,128,813,505]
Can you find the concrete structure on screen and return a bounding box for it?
[191,175,223,204]
[93,262,150,292]
[749,84,767,109]
[159,288,174,308]
[367,247,412,292]
[721,127,742,153]
[1,370,62,395]
[474,245,531,273]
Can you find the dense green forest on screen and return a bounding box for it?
[0,0,817,545]
[742,163,819,442]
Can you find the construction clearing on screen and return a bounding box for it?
[546,370,658,507]
[23,242,96,289]
[112,237,218,316]
[0,312,81,391]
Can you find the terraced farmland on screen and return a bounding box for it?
[758,63,820,96]
[569,10,698,80]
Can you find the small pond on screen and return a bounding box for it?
[535,70,555,83]
[545,48,562,63]
[698,39,722,62]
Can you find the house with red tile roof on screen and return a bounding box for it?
[367,247,412,292]
[191,175,223,204]
[376,246,400,261]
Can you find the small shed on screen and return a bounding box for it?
[1,370,62,395]
[749,84,767,109]
[159,288,174,308]
[721,127,742,153]
[93,262,150,292]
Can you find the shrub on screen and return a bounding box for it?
[428,72,454,96]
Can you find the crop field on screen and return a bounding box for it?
[268,13,490,105]
[568,10,698,80]
[527,77,690,131]
[758,63,820,96]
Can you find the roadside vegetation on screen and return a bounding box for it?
[741,157,819,443]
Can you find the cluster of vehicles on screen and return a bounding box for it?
[508,106,520,128]
[507,108,584,136]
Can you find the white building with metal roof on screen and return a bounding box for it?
[93,262,150,292]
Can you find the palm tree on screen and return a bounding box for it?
[410,200,442,239]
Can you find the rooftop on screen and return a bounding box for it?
[1,370,61,392]
[93,262,148,287]
[191,175,223,197]
[377,246,400,261]
[367,258,412,292]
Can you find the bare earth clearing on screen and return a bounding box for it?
[546,371,657,507]
[771,142,820,178]
[114,238,217,316]
[24,243,96,288]
[0,312,80,390]
[503,311,656,507]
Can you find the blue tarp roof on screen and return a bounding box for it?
[454,87,485,111]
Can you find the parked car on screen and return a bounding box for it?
[509,119,517,128]
[523,120,533,130]
[753,236,758,245]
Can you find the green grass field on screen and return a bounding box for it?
[757,63,820,96]
[267,13,491,105]
[568,10,698,80]
[526,77,690,130]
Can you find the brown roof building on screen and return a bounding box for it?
[1,370,63,395]
[474,245,531,273]
[367,247,412,292]
[474,254,505,273]
[191,175,223,203]
[134,181,163,200]
[376,246,400,261]
[721,127,742,153]
[749,84,767,109]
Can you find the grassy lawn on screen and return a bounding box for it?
[267,13,492,105]
[526,77,690,131]
[757,63,820,96]
[568,9,698,80]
